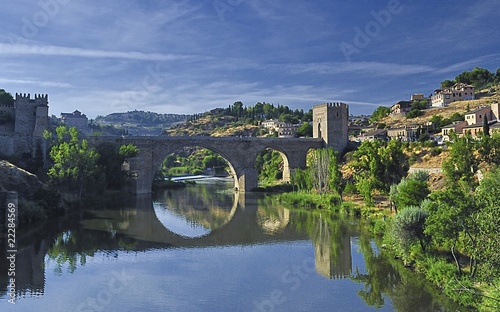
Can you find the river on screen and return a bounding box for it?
[1,179,466,311]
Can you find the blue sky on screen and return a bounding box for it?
[1,0,499,118]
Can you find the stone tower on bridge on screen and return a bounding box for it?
[312,102,349,153]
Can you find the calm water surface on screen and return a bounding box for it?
[1,179,465,311]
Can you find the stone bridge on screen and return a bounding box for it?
[90,136,324,194]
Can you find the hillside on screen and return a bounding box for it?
[94,110,187,136]
[380,88,500,128]
[164,114,268,137]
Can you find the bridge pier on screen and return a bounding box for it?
[236,168,258,192]
[127,157,154,194]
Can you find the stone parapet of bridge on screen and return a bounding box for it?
[90,136,324,194]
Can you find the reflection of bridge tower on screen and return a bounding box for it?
[313,217,352,279]
[15,239,47,296]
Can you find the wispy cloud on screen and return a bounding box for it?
[0,43,196,62]
[284,61,435,76]
[0,78,71,88]
[436,54,500,74]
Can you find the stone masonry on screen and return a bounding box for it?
[312,102,349,152]
[0,93,49,158]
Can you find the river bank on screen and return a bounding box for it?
[272,190,498,311]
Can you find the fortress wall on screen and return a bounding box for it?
[0,135,45,158]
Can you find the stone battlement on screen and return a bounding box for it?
[15,93,49,106]
[15,93,48,99]
[314,102,348,109]
[312,102,349,152]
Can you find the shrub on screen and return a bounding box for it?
[343,182,357,194]
[392,206,429,253]
[19,199,47,224]
[429,147,442,156]
[372,218,387,236]
[406,109,424,119]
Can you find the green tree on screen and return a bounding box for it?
[391,171,430,210]
[291,167,312,192]
[441,79,455,88]
[328,149,344,202]
[378,140,409,193]
[482,114,490,136]
[369,106,390,123]
[424,183,477,275]
[351,140,408,204]
[45,126,100,197]
[455,67,495,89]
[442,134,478,187]
[477,131,500,165]
[256,150,283,182]
[95,143,139,189]
[449,112,465,122]
[0,89,14,106]
[472,170,500,280]
[308,148,343,197]
[296,122,313,137]
[406,109,423,119]
[411,100,428,110]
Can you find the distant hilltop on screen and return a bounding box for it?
[93,110,188,136]
[95,110,187,127]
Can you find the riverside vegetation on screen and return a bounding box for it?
[272,134,500,311]
[1,125,140,225]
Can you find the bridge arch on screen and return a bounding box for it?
[255,145,292,183]
[151,142,240,190]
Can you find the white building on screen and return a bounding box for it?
[431,83,475,107]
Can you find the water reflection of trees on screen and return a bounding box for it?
[353,228,463,311]
[285,207,463,311]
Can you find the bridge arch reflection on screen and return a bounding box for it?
[152,186,240,238]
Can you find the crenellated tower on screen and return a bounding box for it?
[14,93,49,137]
[312,102,349,152]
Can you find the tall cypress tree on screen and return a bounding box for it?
[483,114,490,136]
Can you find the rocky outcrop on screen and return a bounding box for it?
[0,160,45,199]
